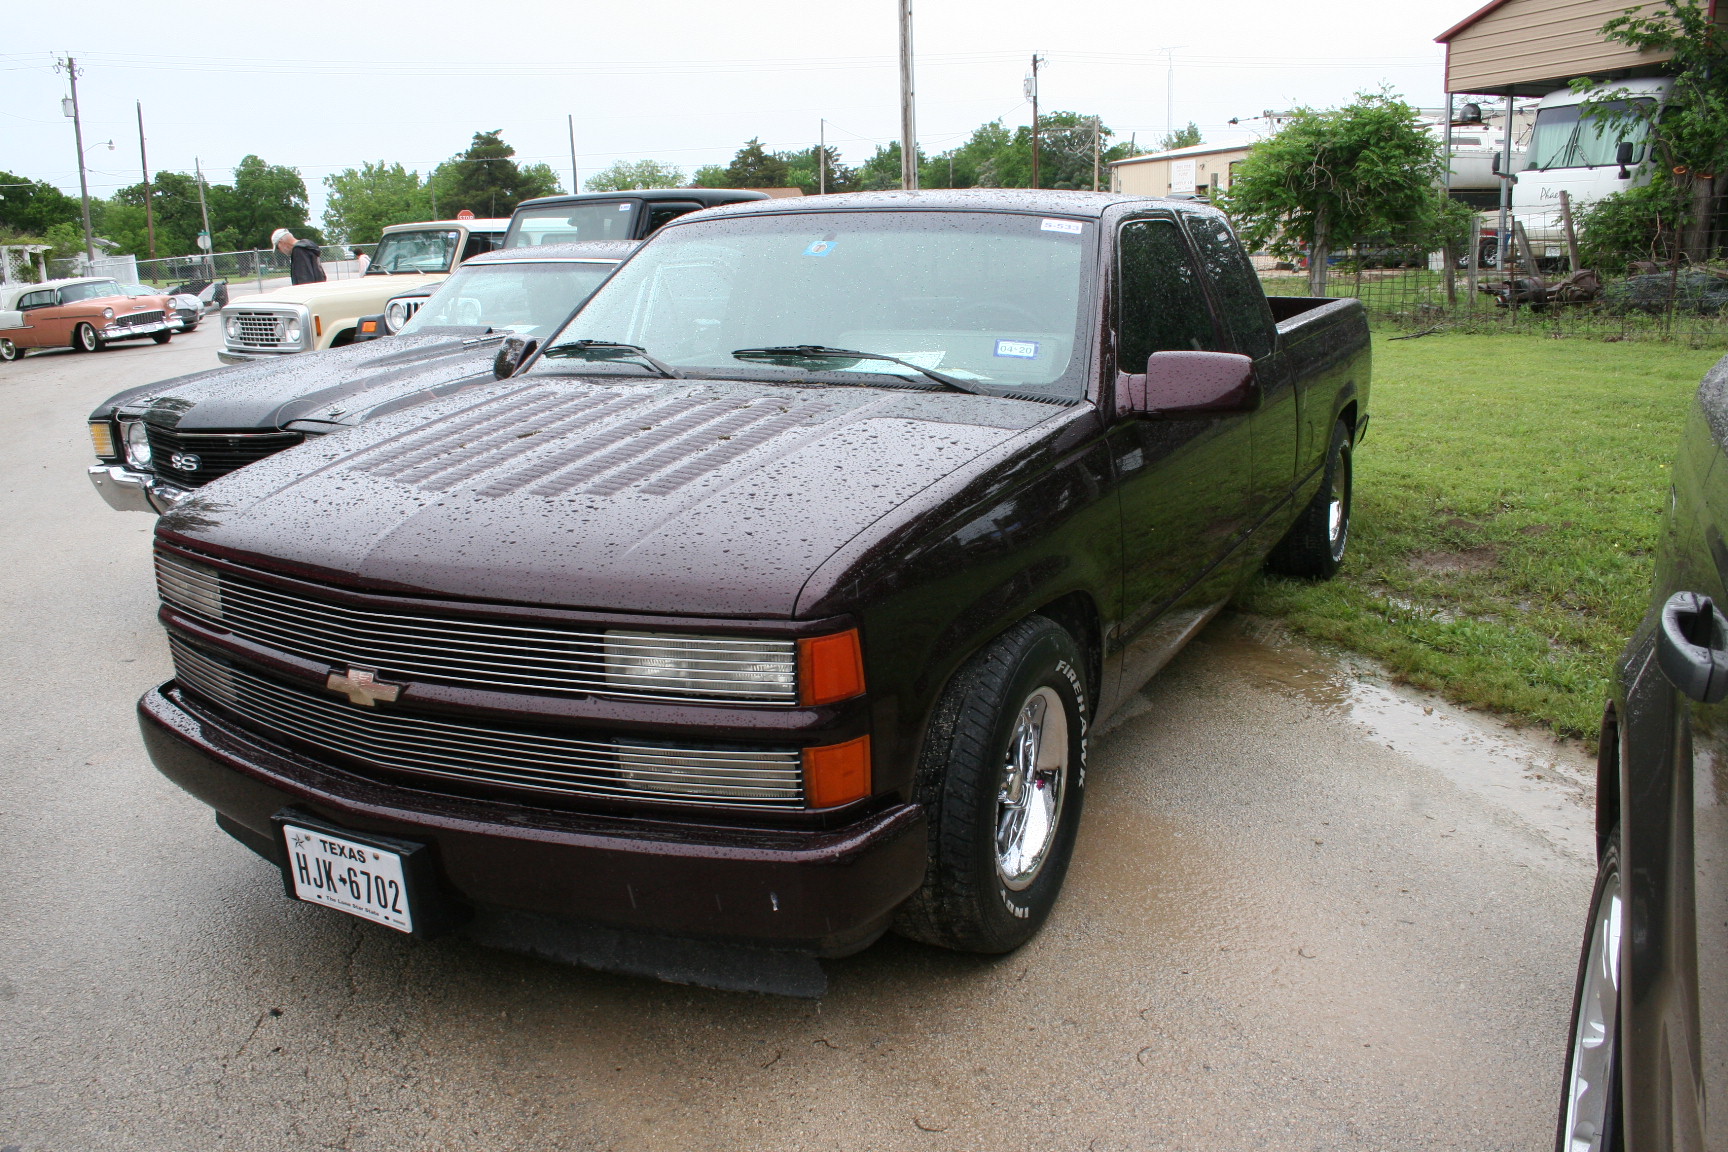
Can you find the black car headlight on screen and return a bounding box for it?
[123,421,152,469]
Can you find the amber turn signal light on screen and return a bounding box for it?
[799,629,865,706]
[360,319,377,333]
[88,421,116,458]
[804,735,871,808]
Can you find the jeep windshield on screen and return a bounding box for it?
[504,201,639,248]
[368,229,461,274]
[534,210,1092,399]
[399,259,621,339]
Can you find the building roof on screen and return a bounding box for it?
[1435,0,1516,43]
[1109,141,1252,168]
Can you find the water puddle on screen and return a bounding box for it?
[1105,612,1597,861]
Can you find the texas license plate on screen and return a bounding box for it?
[281,822,413,932]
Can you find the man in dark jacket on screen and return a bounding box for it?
[272,229,326,285]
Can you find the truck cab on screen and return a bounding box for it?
[216,218,507,364]
[502,188,771,248]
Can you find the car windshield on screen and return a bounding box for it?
[1527,98,1656,169]
[119,284,156,297]
[504,201,638,247]
[534,210,1092,398]
[60,280,122,303]
[399,260,621,339]
[368,229,461,274]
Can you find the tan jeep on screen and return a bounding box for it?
[216,218,506,363]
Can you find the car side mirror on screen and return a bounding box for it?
[493,335,537,379]
[1117,351,1258,418]
[1616,140,1636,179]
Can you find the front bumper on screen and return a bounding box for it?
[103,320,170,341]
[86,464,191,514]
[138,682,927,960]
[218,346,305,365]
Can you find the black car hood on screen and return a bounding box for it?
[157,376,1063,618]
[103,333,505,432]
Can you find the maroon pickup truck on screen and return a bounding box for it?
[139,190,1370,994]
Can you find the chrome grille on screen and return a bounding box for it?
[169,638,805,807]
[115,309,164,329]
[232,311,287,348]
[155,552,799,705]
[144,427,304,487]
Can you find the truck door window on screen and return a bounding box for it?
[1117,219,1217,372]
[1185,215,1275,360]
[644,202,702,235]
[460,233,501,262]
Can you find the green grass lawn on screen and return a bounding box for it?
[1237,330,1725,741]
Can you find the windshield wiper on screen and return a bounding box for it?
[545,339,681,378]
[731,345,988,396]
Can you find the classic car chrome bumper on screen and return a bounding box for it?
[102,320,170,341]
[87,465,191,514]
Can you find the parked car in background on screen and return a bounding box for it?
[134,190,1370,994]
[216,218,507,363]
[0,277,174,361]
[501,187,770,248]
[89,242,633,513]
[1556,353,1728,1152]
[120,283,204,333]
[171,277,230,312]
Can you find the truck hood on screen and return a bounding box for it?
[157,377,1062,618]
[237,272,446,314]
[108,333,504,431]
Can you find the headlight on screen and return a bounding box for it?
[603,631,796,701]
[102,307,115,320]
[225,315,241,339]
[385,299,410,333]
[123,421,152,469]
[89,421,117,458]
[285,321,302,344]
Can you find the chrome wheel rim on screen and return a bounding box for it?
[1561,866,1621,1152]
[0,338,14,361]
[995,686,1069,891]
[1327,449,1350,561]
[77,325,95,351]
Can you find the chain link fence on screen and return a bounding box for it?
[46,244,376,296]
[1260,203,1728,348]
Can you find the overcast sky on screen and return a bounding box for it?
[4,0,1476,221]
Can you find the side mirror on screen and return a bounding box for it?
[1616,140,1636,179]
[1117,351,1257,418]
[493,335,537,379]
[1491,153,1500,174]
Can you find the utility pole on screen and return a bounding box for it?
[819,119,827,195]
[897,0,918,189]
[194,157,214,277]
[136,101,156,259]
[1166,50,1175,145]
[567,114,579,193]
[1496,94,1515,274]
[1092,115,1101,192]
[1028,53,1044,189]
[55,56,96,262]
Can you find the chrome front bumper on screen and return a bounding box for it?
[103,320,170,341]
[86,465,191,514]
[217,347,303,365]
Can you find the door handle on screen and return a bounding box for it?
[1658,591,1728,703]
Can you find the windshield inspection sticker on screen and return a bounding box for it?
[803,238,838,257]
[618,203,631,211]
[1040,218,1084,234]
[995,339,1040,359]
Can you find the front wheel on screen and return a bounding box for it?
[73,323,103,352]
[1556,830,1623,1152]
[1266,418,1353,580]
[0,338,16,362]
[894,616,1089,953]
[152,331,173,345]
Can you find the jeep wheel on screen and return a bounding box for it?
[894,616,1088,953]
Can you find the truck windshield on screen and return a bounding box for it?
[369,229,461,274]
[399,260,620,338]
[504,201,638,247]
[1526,99,1655,169]
[536,210,1091,398]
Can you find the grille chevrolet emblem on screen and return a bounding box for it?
[325,667,402,707]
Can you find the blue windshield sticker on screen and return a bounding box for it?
[995,339,1040,359]
[804,239,838,257]
[618,203,631,211]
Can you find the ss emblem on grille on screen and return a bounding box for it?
[169,452,202,472]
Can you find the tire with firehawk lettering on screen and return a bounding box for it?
[894,616,1088,953]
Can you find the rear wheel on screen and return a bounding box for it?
[1267,418,1352,580]
[72,323,103,353]
[1557,830,1623,1152]
[894,616,1089,953]
[0,338,16,362]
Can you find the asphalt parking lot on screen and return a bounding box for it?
[1,325,1596,1151]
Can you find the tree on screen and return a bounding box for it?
[434,131,560,219]
[212,155,312,250]
[323,162,430,244]
[724,138,790,188]
[1576,0,1728,260]
[0,173,79,236]
[778,146,856,194]
[1220,93,1448,294]
[585,159,686,191]
[1159,122,1204,152]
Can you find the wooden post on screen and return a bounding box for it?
[1559,190,1581,272]
[1513,219,1540,279]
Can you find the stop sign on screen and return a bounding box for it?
[456,209,475,220]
